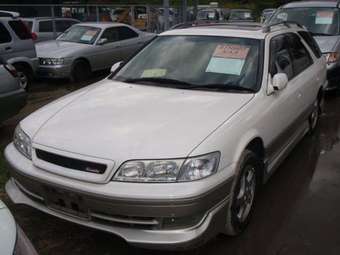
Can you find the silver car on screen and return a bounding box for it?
[0,15,38,90]
[36,22,155,81]
[0,58,27,124]
[22,17,80,42]
[269,1,340,90]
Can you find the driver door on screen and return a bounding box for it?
[92,27,122,70]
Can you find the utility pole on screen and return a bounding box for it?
[163,0,170,30]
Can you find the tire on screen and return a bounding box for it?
[309,98,321,134]
[224,150,261,236]
[71,60,91,82]
[13,64,33,91]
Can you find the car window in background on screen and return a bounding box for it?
[0,23,12,43]
[286,33,313,76]
[117,27,138,40]
[22,21,33,31]
[298,31,322,58]
[115,35,262,91]
[270,8,340,36]
[57,25,101,44]
[56,20,78,33]
[8,20,32,40]
[270,35,294,80]
[39,20,53,32]
[230,10,253,20]
[100,27,119,43]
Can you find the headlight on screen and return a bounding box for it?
[13,125,32,159]
[323,52,340,64]
[113,152,220,182]
[39,58,64,65]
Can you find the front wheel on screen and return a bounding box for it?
[224,150,260,236]
[71,60,91,82]
[13,64,33,91]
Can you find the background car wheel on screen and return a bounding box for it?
[71,60,91,82]
[224,150,261,236]
[309,99,320,134]
[13,64,33,91]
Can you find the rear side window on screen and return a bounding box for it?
[39,20,53,32]
[0,23,11,43]
[298,31,322,58]
[286,33,313,76]
[9,20,32,40]
[117,26,138,40]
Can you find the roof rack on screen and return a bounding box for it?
[262,21,304,33]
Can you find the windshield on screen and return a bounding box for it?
[57,26,101,44]
[114,36,262,92]
[230,10,253,20]
[269,7,340,36]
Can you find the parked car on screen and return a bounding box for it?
[0,200,38,255]
[0,14,38,90]
[260,8,276,23]
[35,22,155,81]
[197,8,225,22]
[228,9,255,22]
[268,1,340,90]
[22,17,80,42]
[5,23,326,249]
[0,58,27,124]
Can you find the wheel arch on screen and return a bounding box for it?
[72,57,92,71]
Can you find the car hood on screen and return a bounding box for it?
[25,80,254,161]
[314,36,339,53]
[0,201,16,255]
[35,40,89,58]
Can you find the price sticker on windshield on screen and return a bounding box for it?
[316,11,334,25]
[206,44,250,75]
[81,30,97,42]
[213,44,250,60]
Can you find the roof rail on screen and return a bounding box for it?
[262,21,304,33]
[0,10,20,18]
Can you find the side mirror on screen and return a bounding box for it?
[272,73,288,92]
[97,38,108,45]
[110,61,124,74]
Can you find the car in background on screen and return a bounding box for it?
[261,8,276,23]
[0,200,38,255]
[197,8,225,22]
[228,9,255,22]
[35,22,155,81]
[5,22,326,250]
[0,58,27,124]
[22,17,80,42]
[0,13,38,90]
[268,1,340,90]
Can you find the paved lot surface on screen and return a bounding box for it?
[1,77,340,255]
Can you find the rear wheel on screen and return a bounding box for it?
[71,60,91,82]
[224,150,260,236]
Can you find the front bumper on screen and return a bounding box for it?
[0,89,27,123]
[36,64,72,79]
[5,144,233,249]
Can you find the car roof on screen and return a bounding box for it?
[22,17,79,21]
[163,23,305,39]
[282,1,339,8]
[230,9,253,12]
[73,22,128,29]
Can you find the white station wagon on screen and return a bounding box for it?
[5,23,326,249]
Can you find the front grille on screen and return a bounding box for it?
[35,149,107,174]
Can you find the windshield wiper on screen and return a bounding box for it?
[181,84,256,93]
[311,32,333,36]
[123,77,194,87]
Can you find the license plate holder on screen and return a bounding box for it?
[44,186,89,220]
